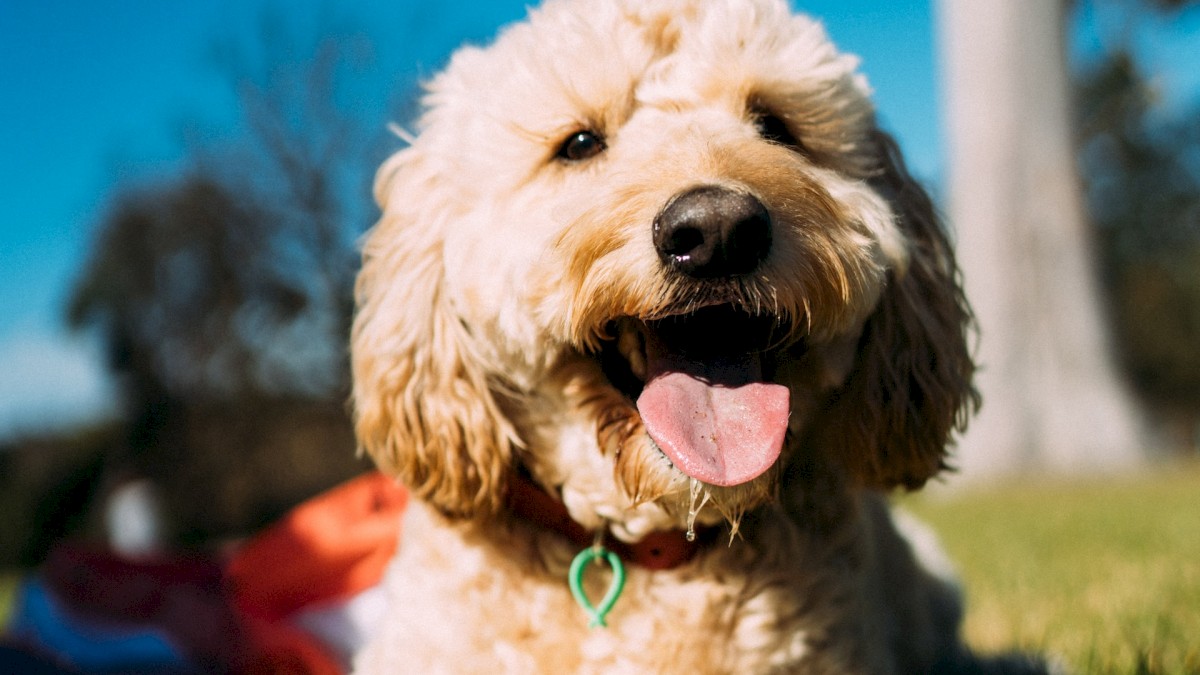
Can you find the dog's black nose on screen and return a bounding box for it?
[653,185,772,278]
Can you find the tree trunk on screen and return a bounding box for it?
[936,0,1145,478]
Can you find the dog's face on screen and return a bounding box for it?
[353,0,976,538]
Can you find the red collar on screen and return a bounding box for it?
[505,471,714,571]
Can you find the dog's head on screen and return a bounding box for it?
[352,0,976,538]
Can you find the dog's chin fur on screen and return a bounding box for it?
[349,0,1044,672]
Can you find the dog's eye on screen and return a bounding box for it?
[556,131,606,162]
[753,111,801,149]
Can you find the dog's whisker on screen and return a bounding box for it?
[386,122,417,145]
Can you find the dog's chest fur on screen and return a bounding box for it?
[355,498,949,674]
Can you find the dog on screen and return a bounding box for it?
[350,0,1044,672]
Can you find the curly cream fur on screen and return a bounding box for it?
[350,1,1040,672]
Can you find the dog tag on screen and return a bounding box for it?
[568,546,626,628]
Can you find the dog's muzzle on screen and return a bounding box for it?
[589,186,788,488]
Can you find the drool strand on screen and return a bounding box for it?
[685,477,712,542]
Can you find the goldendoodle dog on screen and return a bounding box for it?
[351,0,1044,672]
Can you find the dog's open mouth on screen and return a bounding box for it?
[598,305,800,488]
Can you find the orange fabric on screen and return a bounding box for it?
[227,472,408,622]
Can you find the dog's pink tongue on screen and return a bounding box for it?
[635,341,789,487]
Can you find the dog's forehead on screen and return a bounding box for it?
[624,1,869,108]
[420,0,870,141]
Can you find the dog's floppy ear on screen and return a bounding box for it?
[351,147,516,518]
[819,130,979,489]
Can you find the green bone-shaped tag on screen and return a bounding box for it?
[568,546,626,628]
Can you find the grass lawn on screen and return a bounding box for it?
[903,459,1200,674]
[0,571,16,631]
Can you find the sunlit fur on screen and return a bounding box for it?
[348,0,1035,672]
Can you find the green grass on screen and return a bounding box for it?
[903,459,1200,674]
[0,571,17,631]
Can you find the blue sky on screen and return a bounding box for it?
[0,0,1196,440]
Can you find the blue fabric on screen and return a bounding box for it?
[7,577,192,673]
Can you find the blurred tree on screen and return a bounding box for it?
[71,6,393,404]
[198,6,393,370]
[64,8,391,545]
[70,176,315,401]
[940,0,1200,474]
[937,0,1144,478]
[0,431,111,566]
[1075,1,1200,449]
